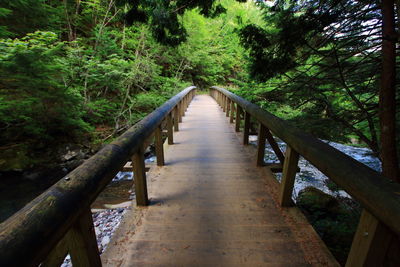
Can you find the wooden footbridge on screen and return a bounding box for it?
[1,87,400,266]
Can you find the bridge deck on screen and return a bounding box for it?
[103,95,338,266]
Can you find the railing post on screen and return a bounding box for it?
[132,145,149,206]
[167,112,173,144]
[174,106,179,131]
[243,112,251,145]
[235,105,242,132]
[181,100,185,117]
[223,95,226,112]
[179,102,183,122]
[230,101,235,123]
[155,125,165,166]
[279,146,299,206]
[42,236,69,267]
[226,98,231,117]
[256,123,267,166]
[67,208,101,267]
[346,210,392,267]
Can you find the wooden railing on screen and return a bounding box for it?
[210,86,400,266]
[0,86,196,266]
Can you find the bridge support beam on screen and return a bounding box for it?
[243,112,251,145]
[235,105,242,132]
[66,208,102,267]
[279,146,299,207]
[226,98,231,117]
[346,210,393,267]
[167,112,174,144]
[174,106,179,131]
[256,123,267,166]
[132,145,149,206]
[230,101,235,123]
[155,125,165,166]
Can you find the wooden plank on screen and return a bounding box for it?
[67,209,101,267]
[174,106,179,131]
[346,210,392,267]
[41,236,69,267]
[265,127,285,164]
[230,101,235,123]
[222,95,226,112]
[132,145,149,206]
[279,146,299,207]
[235,105,242,132]
[167,112,174,144]
[256,123,267,166]
[155,125,165,166]
[104,95,337,267]
[243,112,251,145]
[211,87,400,236]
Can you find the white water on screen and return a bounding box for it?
[249,135,381,200]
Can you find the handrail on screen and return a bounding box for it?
[0,86,196,266]
[210,86,400,236]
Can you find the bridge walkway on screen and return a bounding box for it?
[103,95,337,266]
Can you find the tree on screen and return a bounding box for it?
[238,0,399,170]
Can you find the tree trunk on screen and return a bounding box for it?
[380,0,399,181]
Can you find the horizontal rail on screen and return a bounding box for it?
[211,86,400,236]
[0,86,196,266]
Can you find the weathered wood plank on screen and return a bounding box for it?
[226,98,231,117]
[67,209,101,267]
[243,112,251,145]
[104,95,338,267]
[155,125,165,166]
[132,145,149,206]
[346,210,392,267]
[211,86,400,237]
[235,105,242,132]
[279,146,299,207]
[256,123,267,166]
[167,112,174,144]
[230,101,235,123]
[265,127,285,164]
[174,106,179,131]
[41,236,69,267]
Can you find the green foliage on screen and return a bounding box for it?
[0,0,61,38]
[0,0,256,171]
[0,31,91,145]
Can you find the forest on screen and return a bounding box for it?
[0,0,398,177]
[0,0,399,264]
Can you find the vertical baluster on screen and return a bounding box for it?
[132,145,148,206]
[256,123,267,166]
[279,146,299,207]
[155,125,164,166]
[42,237,69,267]
[167,112,173,144]
[235,105,242,132]
[179,101,183,122]
[346,210,392,267]
[67,209,101,267]
[230,101,235,123]
[243,112,251,145]
[223,95,227,112]
[174,106,180,131]
[226,98,231,117]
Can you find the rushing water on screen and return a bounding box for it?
[251,136,381,199]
